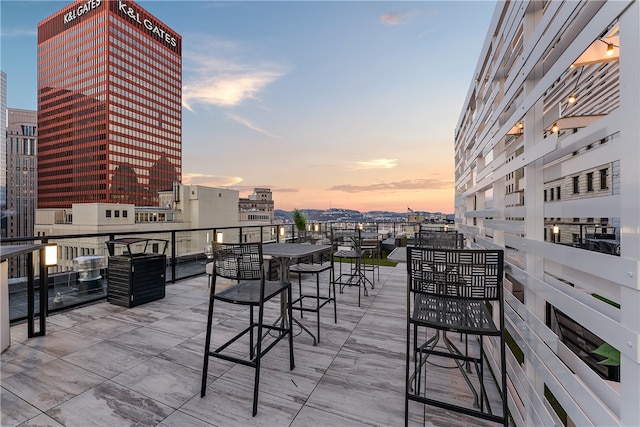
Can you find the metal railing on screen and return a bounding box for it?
[2,221,424,324]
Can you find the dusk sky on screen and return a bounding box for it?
[1,0,495,213]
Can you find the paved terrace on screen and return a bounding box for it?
[1,264,503,426]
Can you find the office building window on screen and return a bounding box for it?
[543,190,547,201]
[600,168,608,190]
[587,172,594,192]
[106,209,112,218]
[556,186,561,200]
[573,176,579,194]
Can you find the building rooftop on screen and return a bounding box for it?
[1,264,502,426]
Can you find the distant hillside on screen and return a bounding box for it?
[274,208,451,223]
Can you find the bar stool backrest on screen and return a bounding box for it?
[331,228,362,252]
[407,247,503,300]
[417,230,464,249]
[213,242,264,281]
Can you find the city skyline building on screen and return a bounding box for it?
[33,184,274,274]
[238,187,274,222]
[5,109,38,278]
[37,0,182,209]
[0,71,7,238]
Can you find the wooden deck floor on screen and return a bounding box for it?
[1,264,506,426]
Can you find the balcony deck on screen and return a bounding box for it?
[1,264,504,426]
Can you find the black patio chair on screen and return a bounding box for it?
[417,227,464,249]
[332,228,371,307]
[201,241,294,416]
[289,245,336,344]
[361,236,381,285]
[404,247,507,426]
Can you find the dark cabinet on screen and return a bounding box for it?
[106,238,168,308]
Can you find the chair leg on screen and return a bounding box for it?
[298,274,304,318]
[332,272,337,323]
[369,252,373,283]
[405,317,412,426]
[288,285,295,370]
[201,291,216,397]
[316,272,321,343]
[252,303,264,417]
[357,259,362,307]
[249,305,255,360]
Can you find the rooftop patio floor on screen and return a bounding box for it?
[2,264,504,426]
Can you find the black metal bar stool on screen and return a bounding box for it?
[404,247,508,426]
[201,242,294,417]
[289,246,336,344]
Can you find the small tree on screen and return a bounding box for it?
[292,208,307,232]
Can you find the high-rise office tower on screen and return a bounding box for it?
[37,0,182,208]
[0,71,7,237]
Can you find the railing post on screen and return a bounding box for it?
[26,252,35,337]
[37,246,48,336]
[171,231,176,283]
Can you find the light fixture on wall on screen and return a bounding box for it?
[606,42,615,56]
[216,232,223,244]
[566,66,583,106]
[551,123,559,133]
[599,38,618,57]
[552,225,560,243]
[45,244,58,266]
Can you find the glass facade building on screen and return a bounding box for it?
[37,0,182,208]
[1,71,6,237]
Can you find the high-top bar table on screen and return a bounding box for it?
[262,243,331,345]
[332,230,379,299]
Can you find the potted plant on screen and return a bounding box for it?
[292,209,308,243]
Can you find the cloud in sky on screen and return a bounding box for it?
[181,180,300,196]
[351,158,398,170]
[229,185,299,194]
[227,113,277,138]
[182,34,288,111]
[183,173,243,187]
[0,28,36,37]
[329,178,453,193]
[380,11,413,26]
[273,187,300,194]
